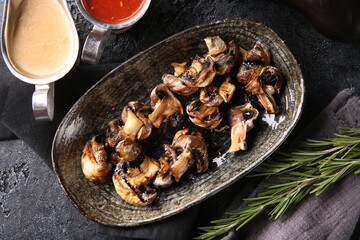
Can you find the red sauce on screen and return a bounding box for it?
[82,0,145,24]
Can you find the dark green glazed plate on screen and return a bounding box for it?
[52,18,304,226]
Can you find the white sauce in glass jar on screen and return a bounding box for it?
[8,0,75,78]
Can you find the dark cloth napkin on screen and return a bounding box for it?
[0,53,359,239]
[0,56,118,166]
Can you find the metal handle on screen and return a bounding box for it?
[32,83,54,121]
[81,25,111,65]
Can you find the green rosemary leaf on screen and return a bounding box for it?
[195,127,360,240]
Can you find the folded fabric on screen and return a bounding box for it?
[223,89,360,240]
[0,57,118,167]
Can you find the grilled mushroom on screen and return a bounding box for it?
[200,76,236,107]
[187,99,222,129]
[199,80,224,107]
[237,42,271,84]
[152,144,176,188]
[170,129,209,182]
[81,135,112,183]
[228,103,259,152]
[163,73,199,95]
[121,101,152,141]
[258,66,283,94]
[148,84,184,128]
[105,119,142,161]
[245,66,282,114]
[219,77,236,103]
[163,62,199,96]
[172,62,188,76]
[204,36,240,75]
[113,155,160,206]
[179,56,216,88]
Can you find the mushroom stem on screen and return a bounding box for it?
[170,150,193,182]
[148,84,184,128]
[229,122,247,152]
[123,111,144,139]
[228,103,259,152]
[257,90,279,114]
[148,100,168,128]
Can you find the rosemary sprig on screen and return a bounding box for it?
[195,127,360,240]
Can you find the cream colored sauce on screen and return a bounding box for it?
[8,0,74,78]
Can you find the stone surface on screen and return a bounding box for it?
[0,140,99,239]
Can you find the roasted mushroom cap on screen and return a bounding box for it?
[204,36,240,75]
[170,129,209,182]
[121,101,152,141]
[204,36,226,55]
[148,84,184,128]
[179,56,216,88]
[187,99,223,129]
[199,80,224,107]
[171,62,188,76]
[113,155,160,206]
[152,144,176,189]
[237,42,271,84]
[228,103,259,152]
[258,66,283,94]
[245,66,282,114]
[105,119,142,161]
[162,62,199,96]
[162,74,199,96]
[81,135,112,183]
[200,76,236,107]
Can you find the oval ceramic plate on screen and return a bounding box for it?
[52,18,304,226]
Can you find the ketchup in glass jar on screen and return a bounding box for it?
[82,0,145,24]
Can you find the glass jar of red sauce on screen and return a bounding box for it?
[76,0,151,64]
[82,0,145,24]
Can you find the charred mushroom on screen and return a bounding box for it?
[170,129,209,182]
[179,56,216,88]
[228,103,259,152]
[81,135,112,183]
[237,42,271,84]
[204,36,240,75]
[113,155,160,206]
[152,144,176,188]
[244,66,282,114]
[162,62,199,96]
[105,119,142,161]
[121,101,152,141]
[199,80,224,107]
[219,76,236,103]
[163,73,199,95]
[148,84,184,128]
[200,76,236,107]
[187,99,222,129]
[171,62,188,77]
[258,66,283,94]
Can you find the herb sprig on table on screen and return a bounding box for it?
[195,127,360,240]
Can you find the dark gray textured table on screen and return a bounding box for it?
[0,0,359,239]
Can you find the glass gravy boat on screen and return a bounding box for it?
[1,0,79,121]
